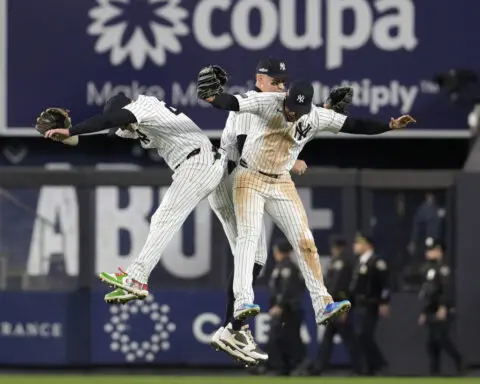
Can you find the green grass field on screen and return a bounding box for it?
[1,376,479,384]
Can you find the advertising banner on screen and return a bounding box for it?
[90,290,349,365]
[0,292,69,364]
[0,180,342,288]
[1,0,477,137]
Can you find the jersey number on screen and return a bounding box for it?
[137,102,182,145]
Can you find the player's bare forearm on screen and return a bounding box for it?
[69,109,137,136]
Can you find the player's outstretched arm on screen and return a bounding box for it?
[197,65,271,114]
[340,115,416,135]
[44,109,138,140]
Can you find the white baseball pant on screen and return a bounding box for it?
[232,167,332,323]
[208,168,268,266]
[126,147,226,283]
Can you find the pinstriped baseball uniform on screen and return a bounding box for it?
[231,92,346,323]
[116,95,226,284]
[208,91,267,266]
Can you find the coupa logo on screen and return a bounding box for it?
[88,0,189,69]
[103,296,176,362]
[87,0,417,70]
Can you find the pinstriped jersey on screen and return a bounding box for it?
[234,92,347,174]
[220,90,258,162]
[118,95,212,169]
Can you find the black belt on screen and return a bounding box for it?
[175,147,221,170]
[239,159,281,179]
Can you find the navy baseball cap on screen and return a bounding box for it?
[285,81,313,117]
[256,57,288,78]
[355,232,375,247]
[103,92,131,114]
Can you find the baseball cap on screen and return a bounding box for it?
[330,235,347,248]
[275,239,293,254]
[285,81,313,117]
[103,92,131,114]
[354,232,375,248]
[256,57,288,78]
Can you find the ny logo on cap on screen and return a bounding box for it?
[280,62,286,71]
[297,94,305,103]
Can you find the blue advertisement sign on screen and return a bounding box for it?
[0,292,69,364]
[90,290,349,365]
[0,291,349,366]
[1,0,477,136]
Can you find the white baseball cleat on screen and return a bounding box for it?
[210,326,256,365]
[220,323,268,362]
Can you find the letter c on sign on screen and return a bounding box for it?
[192,313,221,343]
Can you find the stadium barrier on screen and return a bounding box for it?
[0,167,464,374]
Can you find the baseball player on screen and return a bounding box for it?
[209,58,307,365]
[39,92,226,302]
[197,67,416,329]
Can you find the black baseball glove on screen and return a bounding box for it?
[35,108,72,137]
[325,87,353,115]
[197,65,229,100]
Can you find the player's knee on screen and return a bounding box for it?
[298,235,318,257]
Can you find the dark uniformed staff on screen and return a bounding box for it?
[266,240,306,375]
[312,236,362,375]
[418,241,463,375]
[350,234,390,375]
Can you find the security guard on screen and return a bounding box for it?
[350,233,390,375]
[266,240,306,375]
[313,236,362,375]
[418,241,463,375]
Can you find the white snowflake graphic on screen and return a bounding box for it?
[104,295,176,362]
[87,0,189,69]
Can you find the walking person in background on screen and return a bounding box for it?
[312,236,362,376]
[264,240,306,376]
[350,234,390,375]
[418,241,464,376]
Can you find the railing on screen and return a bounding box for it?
[0,187,66,289]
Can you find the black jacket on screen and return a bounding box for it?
[269,258,306,312]
[325,250,354,301]
[350,252,390,307]
[419,260,453,314]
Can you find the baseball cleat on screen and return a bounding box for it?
[221,324,268,362]
[211,324,256,365]
[210,326,226,352]
[318,300,351,325]
[233,303,260,321]
[104,288,143,304]
[98,268,149,299]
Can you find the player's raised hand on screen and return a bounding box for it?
[389,115,416,130]
[44,128,71,140]
[291,159,307,175]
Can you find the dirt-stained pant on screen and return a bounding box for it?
[232,167,332,323]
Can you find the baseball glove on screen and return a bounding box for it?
[197,65,228,100]
[325,87,353,115]
[35,108,72,138]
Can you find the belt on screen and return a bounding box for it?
[239,159,281,179]
[175,147,221,170]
